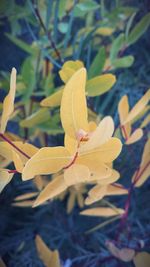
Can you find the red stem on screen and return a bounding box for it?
[63,152,78,169]
[8,169,18,174]
[0,133,30,159]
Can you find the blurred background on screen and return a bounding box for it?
[0,0,150,266]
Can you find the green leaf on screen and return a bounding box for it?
[88,47,106,79]
[110,33,125,62]
[127,12,150,45]
[112,56,134,68]
[125,12,137,40]
[86,74,116,97]
[58,22,69,34]
[5,33,35,55]
[58,0,67,18]
[74,0,99,17]
[76,0,99,12]
[21,57,36,101]
[20,109,50,128]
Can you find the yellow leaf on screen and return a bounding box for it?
[34,175,44,190]
[0,68,17,133]
[0,169,14,193]
[12,151,24,172]
[79,137,122,163]
[14,192,38,201]
[67,191,76,213]
[60,68,89,139]
[106,184,128,195]
[79,116,114,153]
[140,114,150,128]
[0,155,11,168]
[95,27,114,36]
[12,200,34,207]
[35,235,61,267]
[123,89,150,124]
[64,164,90,186]
[141,138,150,166]
[98,169,120,185]
[22,147,71,180]
[80,207,124,217]
[40,87,63,107]
[133,252,150,267]
[125,128,143,145]
[59,60,84,83]
[0,141,38,166]
[86,74,116,97]
[77,191,84,208]
[85,185,107,205]
[107,242,135,262]
[118,95,131,138]
[33,174,67,207]
[118,248,135,262]
[133,163,150,187]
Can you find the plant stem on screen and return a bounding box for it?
[31,0,63,63]
[0,133,30,159]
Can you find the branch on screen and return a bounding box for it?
[31,0,63,63]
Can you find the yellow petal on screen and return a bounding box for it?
[141,138,150,166]
[64,164,90,186]
[0,68,17,133]
[22,147,71,180]
[79,116,114,153]
[88,121,97,131]
[80,207,124,217]
[85,185,107,205]
[118,95,131,138]
[140,114,150,128]
[40,87,63,108]
[35,235,61,267]
[106,184,128,195]
[123,89,150,124]
[0,169,14,193]
[64,134,78,154]
[33,174,67,207]
[133,252,150,267]
[79,137,122,163]
[60,68,89,139]
[98,169,120,185]
[84,163,112,182]
[125,128,143,145]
